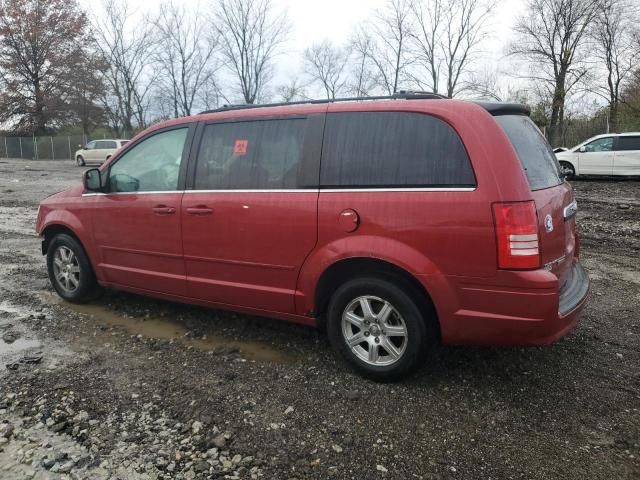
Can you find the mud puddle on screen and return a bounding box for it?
[43,294,295,364]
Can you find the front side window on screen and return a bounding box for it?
[85,141,96,150]
[108,128,188,192]
[320,112,475,188]
[194,119,306,190]
[615,136,640,151]
[584,137,613,152]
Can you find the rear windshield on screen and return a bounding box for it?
[494,115,563,190]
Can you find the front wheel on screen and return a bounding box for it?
[76,155,85,167]
[559,161,575,180]
[327,277,430,381]
[47,234,98,303]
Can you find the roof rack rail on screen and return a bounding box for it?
[199,91,446,114]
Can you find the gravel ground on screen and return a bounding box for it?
[0,158,638,480]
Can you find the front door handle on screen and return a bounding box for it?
[152,205,176,215]
[186,205,213,215]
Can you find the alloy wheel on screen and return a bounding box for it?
[341,295,408,367]
[52,245,80,293]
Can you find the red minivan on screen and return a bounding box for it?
[36,94,589,380]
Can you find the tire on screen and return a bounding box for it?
[326,277,431,381]
[46,233,98,303]
[76,155,85,167]
[559,161,575,180]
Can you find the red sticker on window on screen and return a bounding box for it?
[234,139,248,155]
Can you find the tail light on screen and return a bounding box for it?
[492,201,540,270]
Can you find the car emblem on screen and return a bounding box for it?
[544,214,554,233]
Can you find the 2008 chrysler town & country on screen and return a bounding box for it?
[36,94,590,381]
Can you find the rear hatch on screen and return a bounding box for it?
[494,115,576,287]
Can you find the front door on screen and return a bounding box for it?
[579,136,614,175]
[90,126,193,296]
[181,116,322,314]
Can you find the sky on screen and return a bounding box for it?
[79,0,529,99]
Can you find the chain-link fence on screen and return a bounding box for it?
[0,135,96,160]
[544,116,611,149]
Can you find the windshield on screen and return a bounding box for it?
[495,115,563,190]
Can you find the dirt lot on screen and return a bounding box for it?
[0,158,638,480]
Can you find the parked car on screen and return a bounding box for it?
[36,94,589,381]
[555,133,640,179]
[75,139,129,166]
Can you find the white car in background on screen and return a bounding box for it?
[555,133,640,179]
[75,139,129,166]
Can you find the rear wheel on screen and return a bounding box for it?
[76,155,85,167]
[47,234,98,303]
[327,277,430,381]
[559,161,575,180]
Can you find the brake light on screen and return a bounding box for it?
[492,201,540,270]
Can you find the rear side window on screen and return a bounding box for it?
[615,136,640,151]
[195,119,306,190]
[494,115,562,190]
[320,112,475,188]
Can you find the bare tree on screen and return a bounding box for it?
[510,0,599,146]
[0,0,91,134]
[441,0,494,97]
[590,0,640,132]
[409,0,444,93]
[68,52,108,136]
[91,0,157,136]
[213,0,289,104]
[346,27,379,97]
[369,0,415,95]
[410,0,494,97]
[153,1,221,117]
[303,40,350,100]
[276,77,308,102]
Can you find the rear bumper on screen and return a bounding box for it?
[428,260,589,346]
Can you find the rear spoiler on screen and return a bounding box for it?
[473,102,530,116]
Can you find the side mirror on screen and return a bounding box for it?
[84,168,103,192]
[579,146,587,153]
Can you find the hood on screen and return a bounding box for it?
[41,184,84,204]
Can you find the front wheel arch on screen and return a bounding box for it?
[559,160,576,179]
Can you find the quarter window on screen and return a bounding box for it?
[615,136,640,151]
[194,119,306,190]
[320,112,475,187]
[108,128,188,193]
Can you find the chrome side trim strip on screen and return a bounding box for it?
[185,189,317,193]
[319,187,476,193]
[82,191,184,196]
[83,187,476,196]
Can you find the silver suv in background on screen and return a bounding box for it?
[75,139,129,166]
[555,133,640,179]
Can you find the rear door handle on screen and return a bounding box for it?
[186,206,213,215]
[152,205,176,215]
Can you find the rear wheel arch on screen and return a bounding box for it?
[314,257,440,339]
